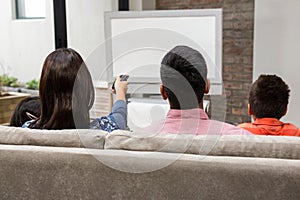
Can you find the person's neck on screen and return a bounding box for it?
[170,100,204,110]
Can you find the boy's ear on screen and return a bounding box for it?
[160,84,168,100]
[248,104,254,115]
[205,79,210,94]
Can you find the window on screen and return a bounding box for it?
[15,0,46,19]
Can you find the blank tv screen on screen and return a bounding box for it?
[105,9,222,93]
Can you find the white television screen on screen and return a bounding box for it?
[105,9,222,94]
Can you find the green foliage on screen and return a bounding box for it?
[0,74,19,87]
[25,79,39,90]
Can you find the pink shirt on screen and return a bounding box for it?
[145,108,251,135]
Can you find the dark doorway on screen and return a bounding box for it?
[53,0,68,49]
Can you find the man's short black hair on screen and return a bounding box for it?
[160,45,207,109]
[249,74,290,119]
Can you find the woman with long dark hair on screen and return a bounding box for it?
[24,48,127,131]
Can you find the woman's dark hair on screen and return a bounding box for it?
[249,74,290,119]
[35,48,94,129]
[160,46,207,109]
[10,96,40,127]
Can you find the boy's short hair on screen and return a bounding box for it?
[249,74,290,119]
[160,45,207,109]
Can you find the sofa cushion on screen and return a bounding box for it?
[105,130,300,159]
[0,125,106,149]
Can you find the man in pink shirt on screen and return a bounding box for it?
[146,45,250,135]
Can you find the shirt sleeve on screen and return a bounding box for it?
[90,100,127,132]
[22,120,35,128]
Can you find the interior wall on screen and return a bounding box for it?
[129,0,156,11]
[0,0,116,85]
[66,0,114,58]
[65,0,115,86]
[143,0,156,10]
[254,0,300,126]
[0,0,55,83]
[129,0,143,11]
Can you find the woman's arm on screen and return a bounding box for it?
[90,76,128,132]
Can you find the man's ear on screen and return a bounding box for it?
[204,79,210,94]
[160,84,168,100]
[248,104,254,115]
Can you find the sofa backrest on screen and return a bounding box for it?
[105,130,300,160]
[2,125,300,160]
[0,125,106,149]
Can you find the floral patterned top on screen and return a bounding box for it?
[23,100,127,132]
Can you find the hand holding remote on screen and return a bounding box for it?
[112,75,129,90]
[111,75,129,101]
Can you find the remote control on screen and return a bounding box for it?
[112,75,129,90]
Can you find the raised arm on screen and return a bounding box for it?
[90,76,128,132]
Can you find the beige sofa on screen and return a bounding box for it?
[0,125,300,200]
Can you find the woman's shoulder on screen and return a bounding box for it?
[22,120,38,128]
[90,116,118,132]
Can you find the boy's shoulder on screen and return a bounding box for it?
[238,118,300,136]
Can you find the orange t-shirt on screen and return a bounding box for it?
[238,118,300,136]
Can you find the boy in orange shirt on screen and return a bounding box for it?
[238,74,300,136]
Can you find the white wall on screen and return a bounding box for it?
[65,0,116,85]
[66,0,115,57]
[0,0,116,84]
[129,0,143,11]
[129,0,156,11]
[0,0,55,83]
[254,0,300,126]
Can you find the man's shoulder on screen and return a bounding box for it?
[237,122,253,128]
[207,119,252,135]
